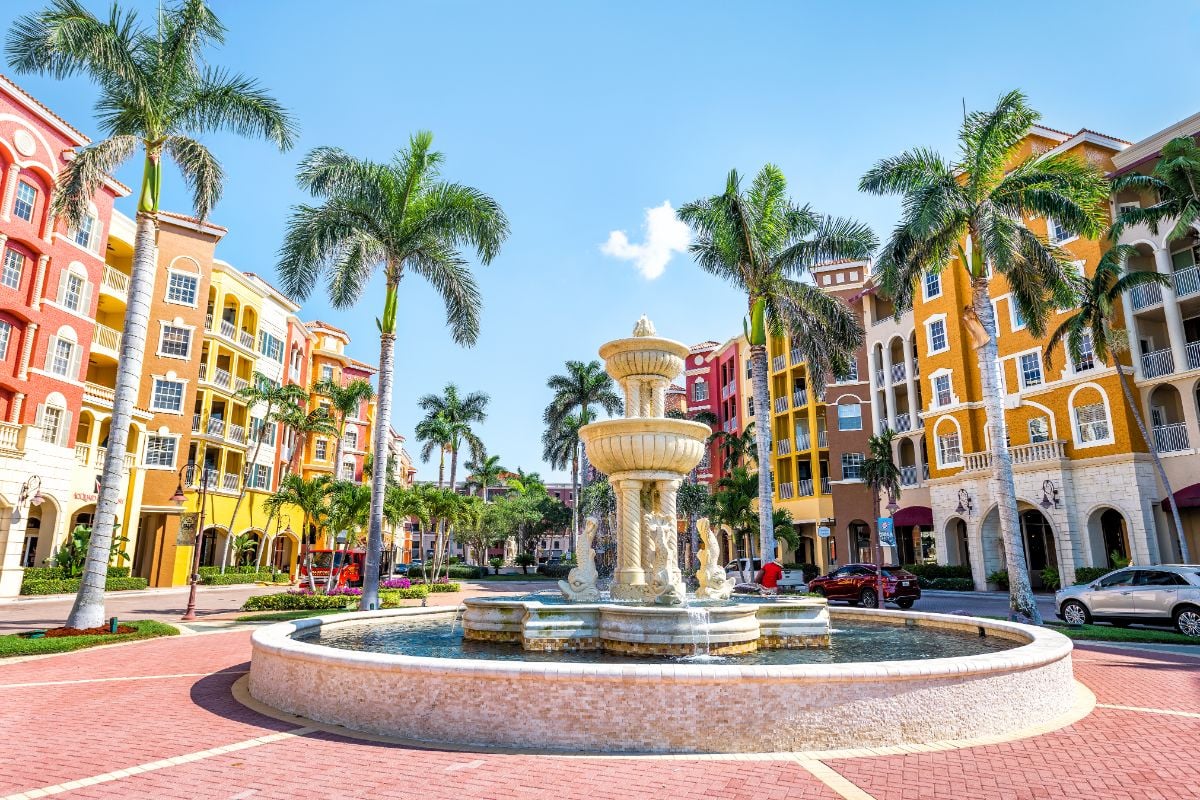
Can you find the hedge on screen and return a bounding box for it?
[242,593,351,612]
[1073,566,1111,585]
[535,564,571,579]
[377,587,429,605]
[408,564,484,579]
[21,577,148,596]
[199,565,265,577]
[200,571,284,585]
[427,581,460,593]
[927,577,974,591]
[21,566,129,582]
[901,563,972,580]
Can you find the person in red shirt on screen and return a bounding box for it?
[341,559,361,588]
[757,559,784,593]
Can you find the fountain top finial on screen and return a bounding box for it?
[632,315,656,337]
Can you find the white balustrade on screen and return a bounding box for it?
[233,377,250,393]
[220,319,236,340]
[214,368,232,389]
[1130,281,1163,311]
[772,354,786,372]
[1141,348,1175,379]
[779,482,794,499]
[206,418,225,437]
[75,443,91,465]
[777,438,791,455]
[221,473,240,492]
[796,478,814,497]
[820,476,830,494]
[900,465,918,487]
[1187,340,1200,371]
[1174,264,1200,299]
[874,368,885,386]
[895,412,911,432]
[101,264,129,297]
[228,424,247,444]
[793,389,807,407]
[93,324,122,353]
[890,363,906,383]
[789,348,801,364]
[773,396,788,413]
[1153,423,1190,453]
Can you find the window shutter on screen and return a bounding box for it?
[44,337,57,372]
[56,269,68,306]
[80,280,92,314]
[34,403,44,430]
[69,342,82,379]
[60,410,72,446]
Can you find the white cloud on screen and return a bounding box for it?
[601,201,690,280]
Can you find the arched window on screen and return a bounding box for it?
[1068,383,1114,448]
[933,416,963,467]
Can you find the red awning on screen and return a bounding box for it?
[1170,484,1200,509]
[892,506,933,528]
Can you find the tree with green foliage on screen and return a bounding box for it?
[415,412,454,488]
[710,422,757,471]
[7,0,296,629]
[277,132,508,614]
[275,404,337,475]
[677,481,711,569]
[544,360,623,497]
[861,90,1110,623]
[709,467,760,583]
[862,429,901,608]
[1110,136,1200,244]
[680,167,874,565]
[313,377,376,481]
[418,384,489,492]
[464,452,508,498]
[264,474,332,592]
[542,409,593,548]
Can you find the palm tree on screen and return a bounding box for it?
[415,412,454,487]
[417,384,489,492]
[1044,245,1188,561]
[324,480,371,589]
[385,484,427,567]
[544,360,623,496]
[8,0,297,629]
[313,377,375,481]
[276,405,337,475]
[711,467,759,583]
[1110,136,1200,243]
[680,167,875,565]
[542,409,593,546]
[862,429,902,609]
[277,132,508,614]
[220,375,307,571]
[860,90,1109,623]
[710,422,758,471]
[264,474,332,592]
[464,453,508,499]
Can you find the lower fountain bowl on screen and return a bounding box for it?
[598,604,760,656]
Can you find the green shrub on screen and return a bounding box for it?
[536,563,571,579]
[376,586,429,606]
[1073,566,1110,585]
[199,565,263,577]
[928,577,974,591]
[21,577,148,596]
[200,571,283,585]
[427,581,460,593]
[902,563,973,580]
[241,593,351,612]
[1040,567,1061,591]
[488,557,504,575]
[22,566,129,582]
[410,564,484,579]
[987,570,1009,590]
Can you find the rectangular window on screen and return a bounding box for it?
[934,374,952,407]
[937,431,962,465]
[1073,333,1096,372]
[144,435,177,468]
[249,417,277,446]
[251,464,272,490]
[2,249,25,290]
[836,403,862,431]
[320,364,334,383]
[693,381,708,401]
[341,462,355,481]
[315,439,328,461]
[924,272,941,299]
[150,378,185,412]
[1077,403,1110,443]
[928,319,948,352]
[13,182,36,222]
[258,331,284,361]
[0,320,10,361]
[49,338,73,377]
[1019,352,1043,388]
[160,325,192,358]
[344,430,357,450]
[1048,217,1070,244]
[61,272,85,311]
[841,452,864,481]
[166,272,198,305]
[747,396,754,417]
[1029,417,1050,443]
[73,214,97,250]
[41,406,63,445]
[1010,300,1026,331]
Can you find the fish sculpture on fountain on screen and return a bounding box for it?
[694,518,736,601]
[645,512,686,605]
[559,517,602,602]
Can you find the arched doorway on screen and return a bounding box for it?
[1021,508,1058,590]
[272,531,298,575]
[199,527,226,567]
[1087,507,1130,567]
[24,498,60,568]
[848,520,871,562]
[945,517,971,571]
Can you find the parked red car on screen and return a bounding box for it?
[807,564,921,609]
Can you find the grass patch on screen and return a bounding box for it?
[0,620,178,658]
[1048,621,1199,646]
[234,609,336,622]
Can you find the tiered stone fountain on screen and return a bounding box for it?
[460,316,830,656]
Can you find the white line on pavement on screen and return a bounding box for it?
[1096,703,1200,719]
[0,671,248,689]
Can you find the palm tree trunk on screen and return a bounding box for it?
[361,331,395,611]
[1116,364,1190,562]
[872,489,884,609]
[66,210,158,629]
[971,278,1041,623]
[749,344,777,563]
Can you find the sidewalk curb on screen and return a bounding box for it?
[0,583,282,606]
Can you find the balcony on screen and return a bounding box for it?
[900,464,919,487]
[779,482,794,499]
[890,363,906,383]
[1141,348,1175,379]
[721,383,736,400]
[962,440,1068,472]
[192,413,202,432]
[894,412,911,432]
[221,473,240,492]
[874,367,885,386]
[206,418,226,437]
[817,430,828,448]
[213,368,232,390]
[75,442,90,465]
[1175,264,1200,300]
[1130,281,1163,311]
[82,382,115,407]
[777,438,791,455]
[1152,423,1190,453]
[820,476,830,493]
[793,389,807,408]
[74,444,136,470]
[92,324,122,358]
[773,396,788,414]
[789,348,801,364]
[723,417,739,433]
[232,376,250,394]
[912,359,919,377]
[239,330,255,350]
[228,423,247,445]
[796,478,814,497]
[100,264,129,300]
[772,354,786,372]
[219,318,237,341]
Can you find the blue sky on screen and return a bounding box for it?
[4,0,1199,481]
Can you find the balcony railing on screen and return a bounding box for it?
[1153,423,1190,453]
[83,382,115,406]
[228,423,247,445]
[239,330,255,350]
[772,354,786,372]
[1175,264,1200,299]
[213,368,232,389]
[820,476,830,494]
[789,348,801,364]
[890,363,906,383]
[101,264,129,298]
[793,389,807,408]
[206,418,226,437]
[895,412,911,432]
[1130,281,1163,311]
[219,318,237,340]
[721,383,736,400]
[723,417,738,433]
[963,440,1068,472]
[777,438,791,455]
[1141,348,1175,379]
[221,473,240,492]
[900,464,918,487]
[796,478,814,497]
[0,422,22,453]
[779,482,794,499]
[192,413,202,432]
[232,376,250,394]
[75,442,90,465]
[1188,340,1200,372]
[912,359,919,377]
[773,396,788,413]
[817,430,827,448]
[874,368,885,386]
[93,323,122,354]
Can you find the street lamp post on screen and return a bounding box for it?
[171,462,214,622]
[15,475,44,568]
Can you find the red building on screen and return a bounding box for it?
[683,337,752,487]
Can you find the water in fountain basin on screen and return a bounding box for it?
[685,604,711,657]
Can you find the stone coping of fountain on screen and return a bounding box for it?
[578,417,712,476]
[248,606,1075,753]
[596,335,690,381]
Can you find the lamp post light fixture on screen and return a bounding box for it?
[1040,480,1061,510]
[955,489,974,517]
[15,475,44,520]
[172,462,215,622]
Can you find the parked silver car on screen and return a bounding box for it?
[1055,565,1200,636]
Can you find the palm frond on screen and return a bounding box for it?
[406,242,483,347]
[6,0,145,92]
[49,133,137,227]
[177,67,297,149]
[164,135,223,220]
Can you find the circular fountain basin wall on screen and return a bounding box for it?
[248,606,1076,754]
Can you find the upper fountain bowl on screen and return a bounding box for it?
[598,336,689,382]
[579,417,710,476]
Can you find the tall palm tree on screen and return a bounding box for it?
[276,405,337,475]
[862,429,901,609]
[277,133,508,613]
[544,360,623,493]
[220,375,307,570]
[415,412,454,487]
[711,466,759,583]
[264,473,332,592]
[542,409,593,545]
[1044,245,1187,561]
[1110,136,1200,242]
[710,422,758,471]
[313,377,375,481]
[860,90,1109,623]
[8,0,297,629]
[385,484,428,566]
[324,480,371,589]
[680,167,875,565]
[464,453,508,498]
[417,384,489,492]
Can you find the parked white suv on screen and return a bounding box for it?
[1055,565,1200,636]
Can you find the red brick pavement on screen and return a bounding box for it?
[0,632,1197,800]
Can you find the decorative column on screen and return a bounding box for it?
[613,478,645,594]
[867,346,883,434]
[0,165,20,222]
[903,335,920,430]
[625,380,642,418]
[650,378,666,417]
[880,347,897,430]
[658,480,678,525]
[1120,292,1143,381]
[10,393,24,424]
[1154,247,1189,374]
[18,322,37,381]
[31,255,49,310]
